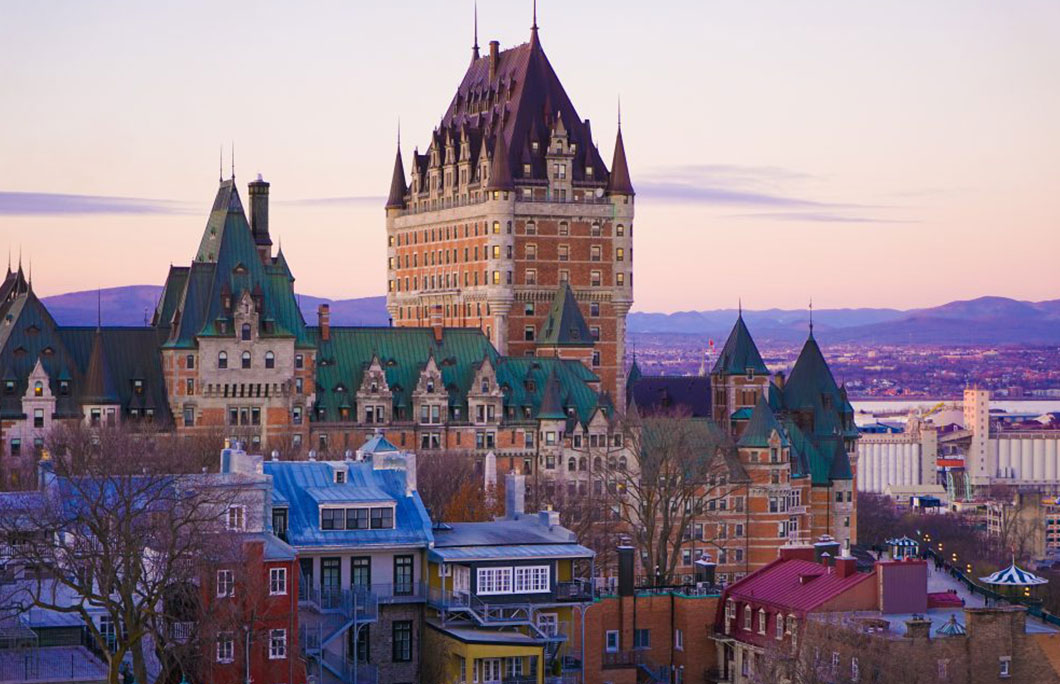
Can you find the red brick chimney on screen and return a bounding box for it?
[836,556,857,579]
[489,41,499,81]
[779,544,815,563]
[430,304,444,343]
[318,304,330,342]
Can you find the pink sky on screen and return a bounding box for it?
[1,1,1058,312]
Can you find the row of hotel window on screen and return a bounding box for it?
[389,269,629,293]
[403,299,603,320]
[388,221,629,246]
[180,352,307,370]
[475,565,550,594]
[389,243,627,269]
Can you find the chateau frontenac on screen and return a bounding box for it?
[0,15,857,583]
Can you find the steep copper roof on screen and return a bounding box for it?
[607,126,634,196]
[431,31,610,188]
[385,145,407,208]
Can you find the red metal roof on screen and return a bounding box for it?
[722,558,874,615]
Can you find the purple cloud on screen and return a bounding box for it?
[0,191,193,216]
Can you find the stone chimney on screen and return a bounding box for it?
[430,304,444,343]
[836,555,857,579]
[248,174,271,261]
[489,40,499,81]
[905,615,932,640]
[318,304,330,341]
[504,471,525,520]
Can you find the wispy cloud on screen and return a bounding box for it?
[637,163,873,210]
[733,211,918,224]
[0,191,193,216]
[277,195,385,207]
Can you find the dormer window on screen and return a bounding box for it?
[746,368,755,380]
[4,380,14,394]
[370,381,379,393]
[481,379,489,393]
[426,381,435,393]
[133,380,143,395]
[59,380,69,395]
[522,163,531,176]
[335,470,346,484]
[241,323,251,341]
[33,381,43,397]
[531,141,539,152]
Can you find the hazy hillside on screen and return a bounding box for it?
[41,288,1060,345]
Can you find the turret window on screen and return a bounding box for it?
[33,381,43,397]
[218,352,228,369]
[241,323,251,341]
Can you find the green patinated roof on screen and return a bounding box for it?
[782,333,858,441]
[730,407,753,420]
[829,438,853,480]
[163,181,309,349]
[782,419,822,484]
[712,315,768,376]
[537,283,593,347]
[536,368,566,419]
[153,266,188,330]
[737,397,789,449]
[307,326,601,426]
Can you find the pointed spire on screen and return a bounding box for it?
[809,298,814,338]
[6,247,10,277]
[386,128,408,210]
[607,102,634,196]
[738,298,742,317]
[531,0,538,39]
[231,140,235,180]
[219,145,223,183]
[472,0,480,61]
[485,136,514,191]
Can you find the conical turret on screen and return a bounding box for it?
[386,144,408,209]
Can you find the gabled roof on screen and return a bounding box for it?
[537,283,592,347]
[737,397,789,448]
[712,315,768,376]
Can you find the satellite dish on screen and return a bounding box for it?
[594,188,604,198]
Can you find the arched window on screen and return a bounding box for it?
[241,323,251,341]
[593,456,602,471]
[776,613,785,640]
[743,605,752,631]
[568,458,576,472]
[218,351,228,369]
[758,608,767,634]
[241,351,251,369]
[578,457,587,471]
[618,456,628,471]
[33,381,43,397]
[265,351,275,369]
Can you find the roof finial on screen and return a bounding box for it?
[531,0,538,35]
[738,297,742,317]
[617,94,622,129]
[809,298,814,336]
[219,145,223,183]
[231,140,235,180]
[6,246,10,276]
[472,0,480,60]
[397,118,401,148]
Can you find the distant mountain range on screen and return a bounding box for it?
[39,287,1060,346]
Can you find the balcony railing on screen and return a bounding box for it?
[169,622,195,644]
[298,584,378,621]
[555,579,593,601]
[369,581,427,604]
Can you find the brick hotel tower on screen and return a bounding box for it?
[385,13,634,402]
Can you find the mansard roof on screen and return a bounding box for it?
[712,315,769,376]
[737,397,789,449]
[537,282,592,347]
[628,375,712,418]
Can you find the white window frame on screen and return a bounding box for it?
[477,567,513,595]
[216,569,234,598]
[605,630,619,653]
[269,567,287,595]
[269,628,287,659]
[675,628,684,651]
[513,565,550,593]
[216,634,234,663]
[226,505,246,531]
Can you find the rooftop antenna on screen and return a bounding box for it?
[809,298,814,336]
[231,141,235,180]
[96,288,102,330]
[219,145,223,182]
[531,0,538,37]
[472,0,480,60]
[617,95,621,128]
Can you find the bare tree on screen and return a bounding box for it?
[611,412,735,584]
[416,450,504,522]
[0,423,241,684]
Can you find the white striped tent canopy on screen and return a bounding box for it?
[885,536,919,547]
[979,562,1048,586]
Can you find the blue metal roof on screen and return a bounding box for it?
[305,484,394,504]
[263,459,433,550]
[429,543,594,563]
